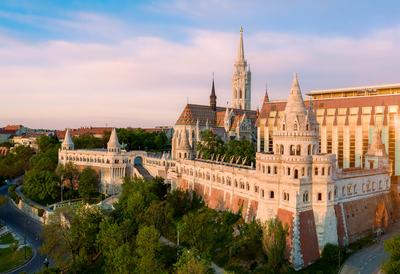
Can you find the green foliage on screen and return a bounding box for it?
[56,162,79,185]
[0,141,12,148]
[73,135,106,149]
[178,208,234,257]
[36,135,59,152]
[383,234,400,274]
[196,130,255,165]
[262,218,288,273]
[41,206,104,272]
[0,195,7,206]
[135,225,162,273]
[225,139,255,165]
[23,170,60,205]
[175,248,213,274]
[166,189,204,219]
[196,130,225,160]
[0,145,35,179]
[97,218,136,273]
[78,167,99,202]
[117,128,170,152]
[321,243,345,268]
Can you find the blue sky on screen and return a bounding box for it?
[1,0,400,128]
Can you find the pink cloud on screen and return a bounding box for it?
[0,25,400,129]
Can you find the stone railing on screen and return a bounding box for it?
[13,186,53,224]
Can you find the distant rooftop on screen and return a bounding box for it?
[308,83,400,98]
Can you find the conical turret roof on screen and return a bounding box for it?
[178,127,192,150]
[62,128,74,147]
[282,74,308,131]
[107,128,120,148]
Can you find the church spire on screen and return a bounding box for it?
[210,74,217,111]
[237,26,245,63]
[263,83,270,103]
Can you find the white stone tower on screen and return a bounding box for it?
[232,27,251,110]
[176,127,193,160]
[107,128,121,154]
[61,128,74,150]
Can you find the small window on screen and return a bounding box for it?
[318,193,322,201]
[261,189,265,198]
[274,166,277,174]
[270,191,275,199]
[267,166,271,174]
[287,168,291,176]
[322,167,325,176]
[315,167,318,176]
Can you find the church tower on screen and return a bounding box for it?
[232,27,251,110]
[107,128,121,154]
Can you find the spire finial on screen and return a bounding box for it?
[237,26,245,62]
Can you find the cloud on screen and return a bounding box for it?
[1,18,400,129]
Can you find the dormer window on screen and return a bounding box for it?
[294,123,298,131]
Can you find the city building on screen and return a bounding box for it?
[257,83,400,184]
[172,28,257,160]
[168,75,394,269]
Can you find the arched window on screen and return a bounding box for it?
[290,145,295,155]
[261,189,265,197]
[322,167,325,176]
[317,193,322,201]
[334,186,337,197]
[294,169,299,179]
[296,145,301,155]
[239,89,242,99]
[283,124,286,131]
[270,191,275,199]
[353,185,357,194]
[328,191,332,200]
[294,123,298,131]
[287,167,291,176]
[308,145,312,155]
[342,186,346,196]
[303,191,309,203]
[280,145,284,155]
[315,167,318,176]
[328,167,331,176]
[267,166,271,174]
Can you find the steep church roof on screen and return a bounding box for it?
[176,104,257,130]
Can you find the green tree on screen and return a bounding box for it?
[225,139,255,165]
[196,130,225,160]
[97,219,136,273]
[135,225,163,274]
[41,206,104,272]
[78,167,99,201]
[56,162,79,186]
[175,248,213,274]
[23,170,60,204]
[73,135,105,149]
[382,234,400,274]
[262,218,288,273]
[36,135,59,152]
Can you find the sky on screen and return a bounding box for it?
[1,0,400,129]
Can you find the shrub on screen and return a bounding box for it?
[321,243,345,267]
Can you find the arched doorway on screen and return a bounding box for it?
[375,201,389,230]
[134,156,143,166]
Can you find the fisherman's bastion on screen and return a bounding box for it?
[58,29,397,269]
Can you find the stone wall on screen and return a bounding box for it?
[341,192,395,242]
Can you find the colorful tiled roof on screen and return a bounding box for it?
[176,104,257,129]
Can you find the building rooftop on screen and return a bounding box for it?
[308,83,400,96]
